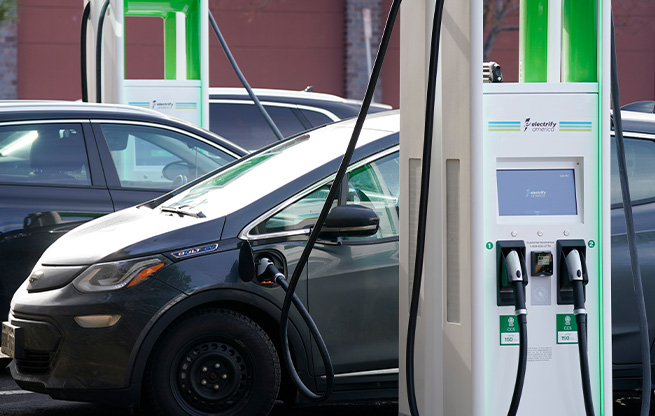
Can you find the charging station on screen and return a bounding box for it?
[399,0,612,414]
[83,0,209,128]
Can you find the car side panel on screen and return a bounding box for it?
[307,239,399,378]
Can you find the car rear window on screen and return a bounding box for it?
[209,102,305,150]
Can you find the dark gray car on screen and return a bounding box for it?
[2,111,399,416]
[611,110,655,390]
[0,101,245,322]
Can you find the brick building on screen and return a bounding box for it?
[0,1,654,108]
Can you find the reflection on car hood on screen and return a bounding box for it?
[38,206,225,266]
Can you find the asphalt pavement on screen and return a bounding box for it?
[0,361,396,416]
[1,360,652,415]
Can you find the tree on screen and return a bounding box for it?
[0,0,15,24]
[483,0,519,61]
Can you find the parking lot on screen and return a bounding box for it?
[1,365,652,415]
[0,364,396,416]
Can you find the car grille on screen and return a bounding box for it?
[15,350,51,374]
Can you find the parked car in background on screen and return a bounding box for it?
[209,87,392,150]
[3,111,399,416]
[620,101,655,113]
[0,101,246,320]
[611,110,655,390]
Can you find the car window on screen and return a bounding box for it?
[300,109,334,127]
[210,103,305,150]
[611,136,655,204]
[100,124,234,190]
[345,152,399,240]
[251,151,399,238]
[250,184,339,235]
[0,123,90,185]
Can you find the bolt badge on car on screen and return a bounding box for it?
[171,243,219,259]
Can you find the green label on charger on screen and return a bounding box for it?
[556,314,578,344]
[500,315,520,346]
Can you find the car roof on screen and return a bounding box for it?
[614,110,655,135]
[0,100,167,119]
[0,100,248,156]
[208,87,392,112]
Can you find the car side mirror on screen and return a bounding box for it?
[319,204,379,239]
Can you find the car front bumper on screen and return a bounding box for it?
[2,275,184,403]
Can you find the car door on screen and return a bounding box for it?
[0,121,114,317]
[92,121,238,210]
[306,149,399,389]
[244,147,398,392]
[610,135,655,366]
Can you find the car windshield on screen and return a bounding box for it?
[159,113,398,219]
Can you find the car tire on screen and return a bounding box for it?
[143,308,281,416]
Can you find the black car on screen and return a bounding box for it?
[2,111,399,415]
[611,110,655,390]
[209,87,391,150]
[0,101,246,320]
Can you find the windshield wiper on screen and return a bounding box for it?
[160,205,206,218]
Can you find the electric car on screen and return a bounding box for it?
[0,101,246,324]
[2,111,399,415]
[611,110,655,390]
[209,87,392,150]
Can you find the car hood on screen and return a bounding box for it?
[38,206,226,266]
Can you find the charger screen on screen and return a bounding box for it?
[497,169,577,216]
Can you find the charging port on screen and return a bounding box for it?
[496,241,528,307]
[556,240,588,305]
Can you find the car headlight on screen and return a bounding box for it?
[73,256,170,293]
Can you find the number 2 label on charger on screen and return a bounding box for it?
[556,314,578,344]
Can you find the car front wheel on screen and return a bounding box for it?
[143,308,281,416]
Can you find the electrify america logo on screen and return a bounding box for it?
[151,100,175,110]
[524,117,557,133]
[525,188,547,198]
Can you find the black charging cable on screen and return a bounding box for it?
[406,1,445,415]
[276,0,402,401]
[208,10,284,142]
[564,249,594,416]
[611,14,651,416]
[256,258,332,386]
[95,0,110,103]
[80,2,91,103]
[503,250,529,416]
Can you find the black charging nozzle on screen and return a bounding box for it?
[496,241,528,416]
[255,257,283,285]
[556,240,589,306]
[496,241,528,309]
[557,240,594,416]
[504,250,528,315]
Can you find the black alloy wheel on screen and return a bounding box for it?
[144,308,281,416]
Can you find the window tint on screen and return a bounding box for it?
[251,151,399,239]
[345,152,399,239]
[610,136,655,204]
[100,124,234,190]
[0,123,90,185]
[301,109,334,127]
[210,103,305,150]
